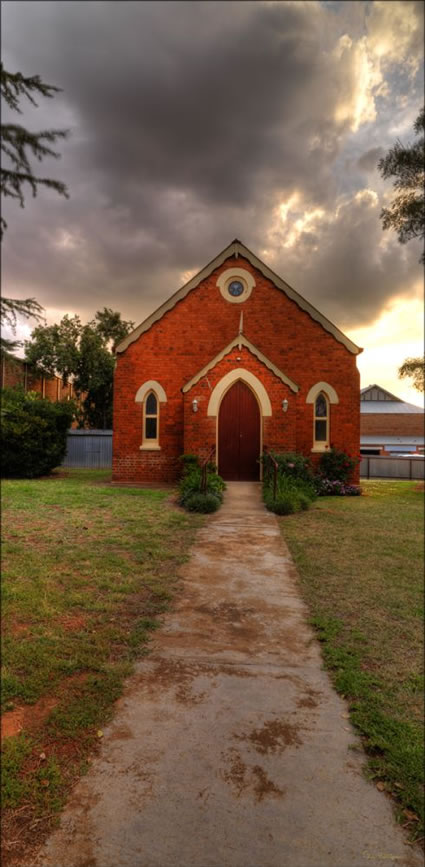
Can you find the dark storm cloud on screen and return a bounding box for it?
[2,1,423,331]
[357,147,385,172]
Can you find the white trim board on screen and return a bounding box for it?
[182,334,299,394]
[115,239,362,356]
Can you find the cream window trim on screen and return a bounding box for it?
[207,368,272,416]
[306,381,339,404]
[216,268,255,304]
[135,380,167,403]
[141,390,160,448]
[312,391,330,451]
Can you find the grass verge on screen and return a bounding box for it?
[279,480,424,839]
[1,469,202,864]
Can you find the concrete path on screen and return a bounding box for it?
[34,483,422,867]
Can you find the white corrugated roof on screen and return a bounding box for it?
[360,401,424,414]
[360,435,425,444]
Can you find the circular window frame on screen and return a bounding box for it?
[216,268,255,304]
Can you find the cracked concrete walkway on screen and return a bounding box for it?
[34,483,422,867]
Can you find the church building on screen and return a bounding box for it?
[113,240,362,483]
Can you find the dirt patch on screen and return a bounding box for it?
[235,718,303,755]
[251,765,285,802]
[130,658,208,706]
[1,696,59,742]
[221,748,285,802]
[297,695,318,709]
[58,614,87,632]
[414,482,424,492]
[221,748,248,797]
[195,602,255,623]
[1,673,90,743]
[8,621,31,638]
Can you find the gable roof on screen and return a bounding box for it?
[360,384,424,413]
[115,239,362,355]
[360,384,402,401]
[182,334,299,394]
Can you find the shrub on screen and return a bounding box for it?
[317,447,359,484]
[1,388,76,478]
[184,493,221,513]
[178,454,225,511]
[262,450,314,484]
[263,469,316,515]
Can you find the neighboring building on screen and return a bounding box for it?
[1,354,77,402]
[113,239,362,484]
[360,384,424,455]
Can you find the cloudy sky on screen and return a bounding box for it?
[2,0,424,403]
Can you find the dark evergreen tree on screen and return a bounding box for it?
[0,296,44,357]
[1,63,69,238]
[1,64,69,354]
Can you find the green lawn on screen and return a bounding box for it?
[1,469,202,863]
[279,480,424,837]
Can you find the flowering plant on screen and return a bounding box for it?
[314,477,362,497]
[317,446,359,484]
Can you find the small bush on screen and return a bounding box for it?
[262,450,314,484]
[185,493,221,513]
[178,454,225,512]
[317,446,360,483]
[267,494,296,515]
[263,468,316,515]
[1,387,76,478]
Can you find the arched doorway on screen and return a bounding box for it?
[218,381,260,481]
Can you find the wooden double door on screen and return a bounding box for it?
[218,381,260,481]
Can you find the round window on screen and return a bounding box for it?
[228,280,244,297]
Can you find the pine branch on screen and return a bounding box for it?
[1,63,62,111]
[0,297,45,329]
[0,65,70,239]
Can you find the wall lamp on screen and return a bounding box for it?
[192,399,199,413]
[282,399,289,413]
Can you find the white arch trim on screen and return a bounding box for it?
[135,380,167,403]
[207,369,272,417]
[306,381,339,405]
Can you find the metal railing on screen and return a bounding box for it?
[263,446,278,500]
[360,455,424,480]
[200,445,216,494]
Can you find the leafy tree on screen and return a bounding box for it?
[378,107,425,263]
[0,296,44,357]
[1,64,69,239]
[1,387,75,478]
[398,356,424,393]
[25,308,134,428]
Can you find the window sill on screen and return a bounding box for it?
[311,445,329,453]
[140,444,161,451]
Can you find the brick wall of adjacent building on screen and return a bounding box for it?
[113,254,360,484]
[361,413,424,437]
[1,355,77,402]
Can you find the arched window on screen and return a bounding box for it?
[143,391,159,446]
[314,392,329,449]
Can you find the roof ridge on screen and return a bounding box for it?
[115,239,362,356]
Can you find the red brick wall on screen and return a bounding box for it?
[361,413,424,437]
[1,357,78,404]
[113,254,360,483]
